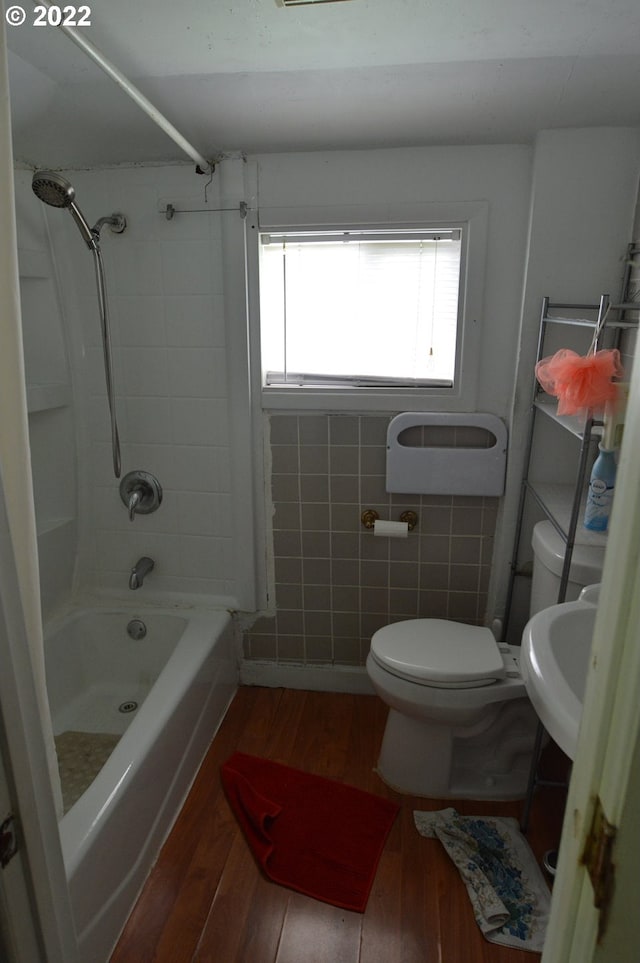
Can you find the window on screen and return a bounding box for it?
[259,227,463,390]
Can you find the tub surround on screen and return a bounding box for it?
[21,162,250,608]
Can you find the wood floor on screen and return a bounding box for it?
[110,687,567,963]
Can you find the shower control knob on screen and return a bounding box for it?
[119,470,163,522]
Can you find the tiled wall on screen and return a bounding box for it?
[245,414,498,666]
[47,165,238,603]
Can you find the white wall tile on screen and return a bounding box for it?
[168,348,227,398]
[116,296,167,346]
[111,242,163,295]
[164,294,226,347]
[122,347,170,396]
[170,397,229,446]
[176,492,234,536]
[160,240,223,295]
[127,443,231,493]
[180,535,234,578]
[124,397,172,444]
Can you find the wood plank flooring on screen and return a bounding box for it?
[110,687,567,963]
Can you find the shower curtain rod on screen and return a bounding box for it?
[36,1,213,174]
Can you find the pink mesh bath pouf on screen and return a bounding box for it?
[535,347,624,416]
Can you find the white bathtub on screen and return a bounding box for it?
[44,605,238,962]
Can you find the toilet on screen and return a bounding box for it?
[366,519,605,799]
[530,520,606,615]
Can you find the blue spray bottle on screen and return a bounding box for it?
[584,443,617,532]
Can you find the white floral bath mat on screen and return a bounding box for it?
[414,807,550,953]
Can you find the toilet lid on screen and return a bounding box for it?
[370,619,506,687]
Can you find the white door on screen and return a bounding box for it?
[542,333,640,962]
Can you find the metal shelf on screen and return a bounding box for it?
[533,397,603,440]
[524,481,608,547]
[514,245,639,833]
[544,314,637,329]
[504,293,611,635]
[506,244,639,639]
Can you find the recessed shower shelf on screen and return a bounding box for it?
[27,384,72,413]
[36,517,75,539]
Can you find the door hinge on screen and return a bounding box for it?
[0,813,19,868]
[581,796,617,941]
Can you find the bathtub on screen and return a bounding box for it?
[44,605,238,962]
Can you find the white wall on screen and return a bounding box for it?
[491,127,640,639]
[255,144,533,418]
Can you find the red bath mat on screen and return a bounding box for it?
[221,751,399,912]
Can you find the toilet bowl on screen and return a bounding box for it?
[366,520,606,800]
[366,619,538,799]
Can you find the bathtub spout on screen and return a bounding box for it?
[129,556,154,590]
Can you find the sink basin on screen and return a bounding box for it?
[521,598,597,759]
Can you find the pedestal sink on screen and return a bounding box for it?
[521,593,598,759]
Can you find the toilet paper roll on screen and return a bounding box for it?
[373,519,408,538]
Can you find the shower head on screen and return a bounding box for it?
[32,169,96,249]
[32,170,76,208]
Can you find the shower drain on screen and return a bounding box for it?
[118,701,138,714]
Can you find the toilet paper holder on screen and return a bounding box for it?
[361,509,418,531]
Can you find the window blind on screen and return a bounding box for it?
[259,229,462,388]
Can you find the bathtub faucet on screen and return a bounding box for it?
[129,556,154,590]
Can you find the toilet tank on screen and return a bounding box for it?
[530,520,605,616]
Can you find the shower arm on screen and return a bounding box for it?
[91,245,121,478]
[69,205,125,251]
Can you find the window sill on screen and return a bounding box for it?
[261,384,470,413]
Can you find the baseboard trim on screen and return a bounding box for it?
[239,660,375,695]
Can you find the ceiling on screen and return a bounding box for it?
[5,0,640,169]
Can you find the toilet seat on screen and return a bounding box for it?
[370,619,506,689]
